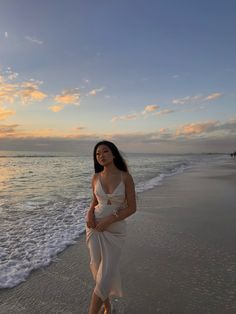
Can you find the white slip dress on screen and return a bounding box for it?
[86,173,127,301]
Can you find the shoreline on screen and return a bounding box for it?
[1,159,236,313]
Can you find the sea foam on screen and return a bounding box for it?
[0,198,88,288]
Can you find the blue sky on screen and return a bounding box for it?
[0,0,236,153]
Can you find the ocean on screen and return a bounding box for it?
[0,151,227,289]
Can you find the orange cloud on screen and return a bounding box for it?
[19,82,47,104]
[0,125,62,139]
[142,104,160,114]
[145,105,159,112]
[0,124,19,137]
[49,89,81,112]
[1,118,235,155]
[49,105,64,112]
[0,107,16,120]
[50,86,104,112]
[175,121,218,136]
[54,89,80,105]
[0,76,47,105]
[0,82,18,104]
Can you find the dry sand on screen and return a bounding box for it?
[0,159,236,314]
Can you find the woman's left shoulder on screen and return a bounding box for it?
[121,171,134,183]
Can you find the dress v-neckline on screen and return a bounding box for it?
[98,177,122,195]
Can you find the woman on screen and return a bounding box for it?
[86,140,136,314]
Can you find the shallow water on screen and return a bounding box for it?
[0,151,227,288]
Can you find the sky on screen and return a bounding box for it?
[0,0,236,153]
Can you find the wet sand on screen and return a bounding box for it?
[0,159,236,314]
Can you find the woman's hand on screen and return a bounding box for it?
[86,210,96,228]
[95,216,113,232]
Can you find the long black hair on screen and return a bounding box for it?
[93,140,128,173]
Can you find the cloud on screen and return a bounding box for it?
[204,93,223,101]
[0,82,18,104]
[25,36,43,45]
[212,117,236,133]
[54,88,80,105]
[1,68,83,113]
[0,81,47,105]
[155,109,175,116]
[101,129,177,146]
[0,72,47,106]
[112,104,161,122]
[8,72,19,80]
[0,107,16,120]
[4,32,8,38]
[174,119,236,137]
[49,89,81,112]
[48,105,64,112]
[112,105,174,122]
[108,118,236,145]
[0,124,88,139]
[0,124,19,137]
[1,118,235,153]
[142,104,160,114]
[175,121,218,136]
[172,95,202,105]
[1,68,19,81]
[88,88,104,96]
[111,113,139,122]
[0,133,234,153]
[19,82,47,104]
[172,92,223,105]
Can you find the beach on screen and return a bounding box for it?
[0,159,236,314]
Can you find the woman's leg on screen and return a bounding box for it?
[103,298,111,314]
[88,292,103,314]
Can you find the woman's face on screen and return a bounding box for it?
[96,145,114,166]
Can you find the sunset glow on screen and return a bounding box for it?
[0,1,235,153]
